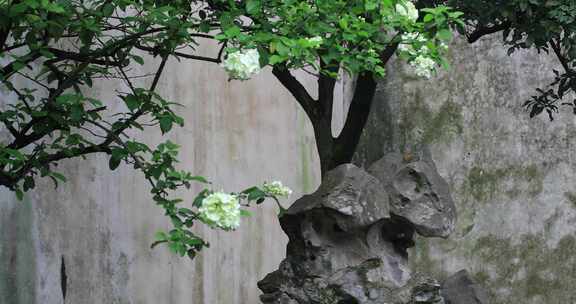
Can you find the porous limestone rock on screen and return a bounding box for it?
[411,279,444,303]
[259,159,460,304]
[258,164,414,304]
[368,152,456,238]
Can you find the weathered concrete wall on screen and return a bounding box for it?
[356,35,576,303]
[3,32,576,304]
[0,53,321,303]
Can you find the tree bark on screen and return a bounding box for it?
[313,73,378,175]
[273,42,398,177]
[273,69,379,177]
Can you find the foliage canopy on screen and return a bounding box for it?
[0,0,574,257]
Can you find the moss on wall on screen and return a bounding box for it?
[471,234,576,304]
[564,192,576,208]
[370,35,576,304]
[461,165,544,203]
[398,93,463,148]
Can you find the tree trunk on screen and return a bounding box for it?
[314,73,378,176]
[272,68,380,177]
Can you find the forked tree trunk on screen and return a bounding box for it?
[272,44,396,178]
[314,73,377,176]
[272,67,378,177]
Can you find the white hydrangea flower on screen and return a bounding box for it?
[221,49,262,80]
[263,181,292,198]
[306,36,323,48]
[396,1,418,22]
[401,32,427,44]
[199,192,241,230]
[410,55,436,79]
[397,43,412,54]
[398,33,427,55]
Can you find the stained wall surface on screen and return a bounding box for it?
[0,51,321,303]
[356,35,576,304]
[2,32,576,304]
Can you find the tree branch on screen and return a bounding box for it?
[317,59,338,122]
[272,67,320,119]
[1,119,19,138]
[135,44,221,63]
[467,21,511,43]
[0,52,42,79]
[0,143,113,189]
[47,48,124,66]
[0,28,11,52]
[103,55,169,145]
[550,38,572,73]
[380,42,400,66]
[334,72,377,165]
[0,42,27,53]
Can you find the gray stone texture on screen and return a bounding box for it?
[0,51,321,303]
[259,164,411,304]
[1,31,574,304]
[354,34,576,304]
[368,152,456,238]
[441,270,488,304]
[259,162,458,304]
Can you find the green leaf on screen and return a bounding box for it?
[246,0,261,15]
[365,0,377,11]
[109,156,121,170]
[123,95,140,111]
[190,176,209,183]
[43,0,66,14]
[159,116,173,134]
[9,3,28,16]
[224,26,241,38]
[436,29,452,41]
[131,55,144,65]
[155,231,169,241]
[23,176,35,191]
[193,189,209,207]
[102,3,115,16]
[185,237,204,246]
[243,187,267,201]
[15,188,24,201]
[50,172,67,182]
[4,148,25,161]
[170,216,183,228]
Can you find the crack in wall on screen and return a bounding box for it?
[60,256,67,302]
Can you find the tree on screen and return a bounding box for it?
[0,0,574,258]
[0,0,296,258]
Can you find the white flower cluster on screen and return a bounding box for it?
[398,33,438,79]
[410,55,436,79]
[263,181,292,198]
[199,192,241,230]
[221,49,262,80]
[395,1,418,22]
[398,32,427,55]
